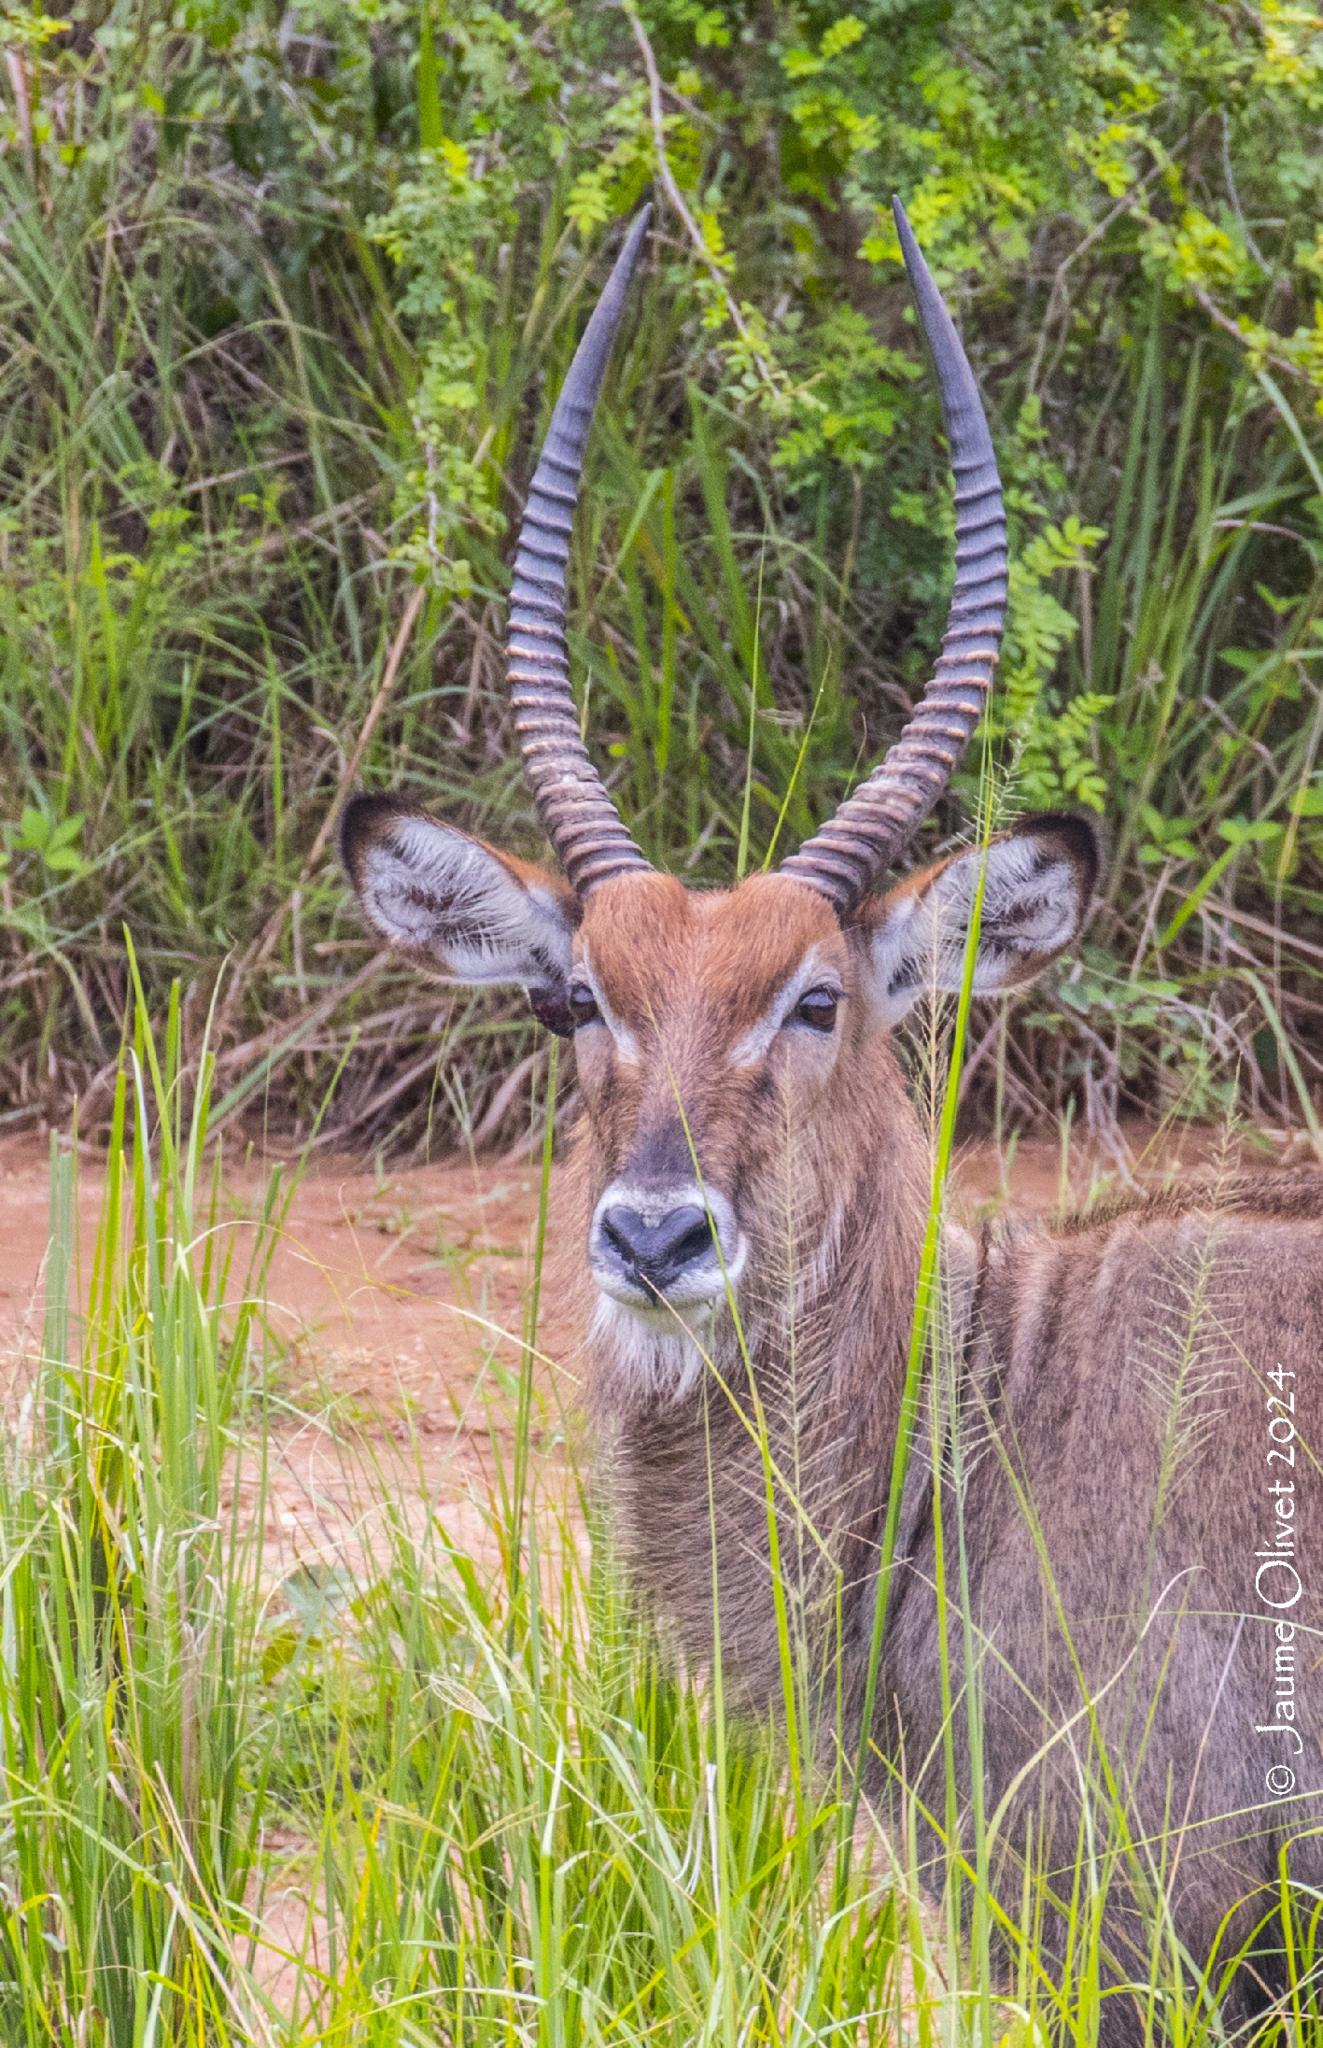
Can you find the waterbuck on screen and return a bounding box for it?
[342,207,1322,2039]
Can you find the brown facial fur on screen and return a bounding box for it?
[569,870,854,1204]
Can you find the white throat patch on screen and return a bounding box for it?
[588,1293,714,1405]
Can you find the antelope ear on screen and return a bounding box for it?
[340,795,580,1033]
[858,813,1099,1028]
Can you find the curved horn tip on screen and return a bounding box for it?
[624,199,654,248]
[889,198,950,313]
[776,194,1006,913]
[604,202,654,291]
[504,199,656,894]
[890,194,918,263]
[890,195,948,286]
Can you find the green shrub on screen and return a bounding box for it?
[0,0,1320,1145]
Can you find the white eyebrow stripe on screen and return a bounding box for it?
[728,948,839,1068]
[578,946,641,1063]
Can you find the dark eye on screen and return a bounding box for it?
[793,986,839,1034]
[568,983,601,1029]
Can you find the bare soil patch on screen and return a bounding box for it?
[0,1138,577,1583]
[2,1116,1300,1443]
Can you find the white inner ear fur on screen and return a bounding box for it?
[866,835,1084,1027]
[357,818,572,987]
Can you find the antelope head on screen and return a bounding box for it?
[342,205,1098,1380]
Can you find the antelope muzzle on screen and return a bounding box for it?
[589,1181,745,1315]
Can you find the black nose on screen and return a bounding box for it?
[600,1204,715,1294]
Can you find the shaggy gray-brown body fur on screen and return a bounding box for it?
[584,1156,1323,2041]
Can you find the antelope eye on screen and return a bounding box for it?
[793,986,839,1034]
[568,983,601,1029]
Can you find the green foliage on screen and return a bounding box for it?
[989,507,1111,812]
[0,0,1321,1141]
[0,993,283,2042]
[8,805,86,877]
[369,141,515,594]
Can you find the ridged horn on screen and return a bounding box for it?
[507,206,654,896]
[779,197,1008,915]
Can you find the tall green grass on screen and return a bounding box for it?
[1,995,922,2044]
[4,981,1318,2044]
[0,996,285,2041]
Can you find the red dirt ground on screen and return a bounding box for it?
[2,1116,1299,1509]
[0,1137,582,1582]
[2,1118,1302,1401]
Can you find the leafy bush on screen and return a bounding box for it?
[1,0,1320,1146]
